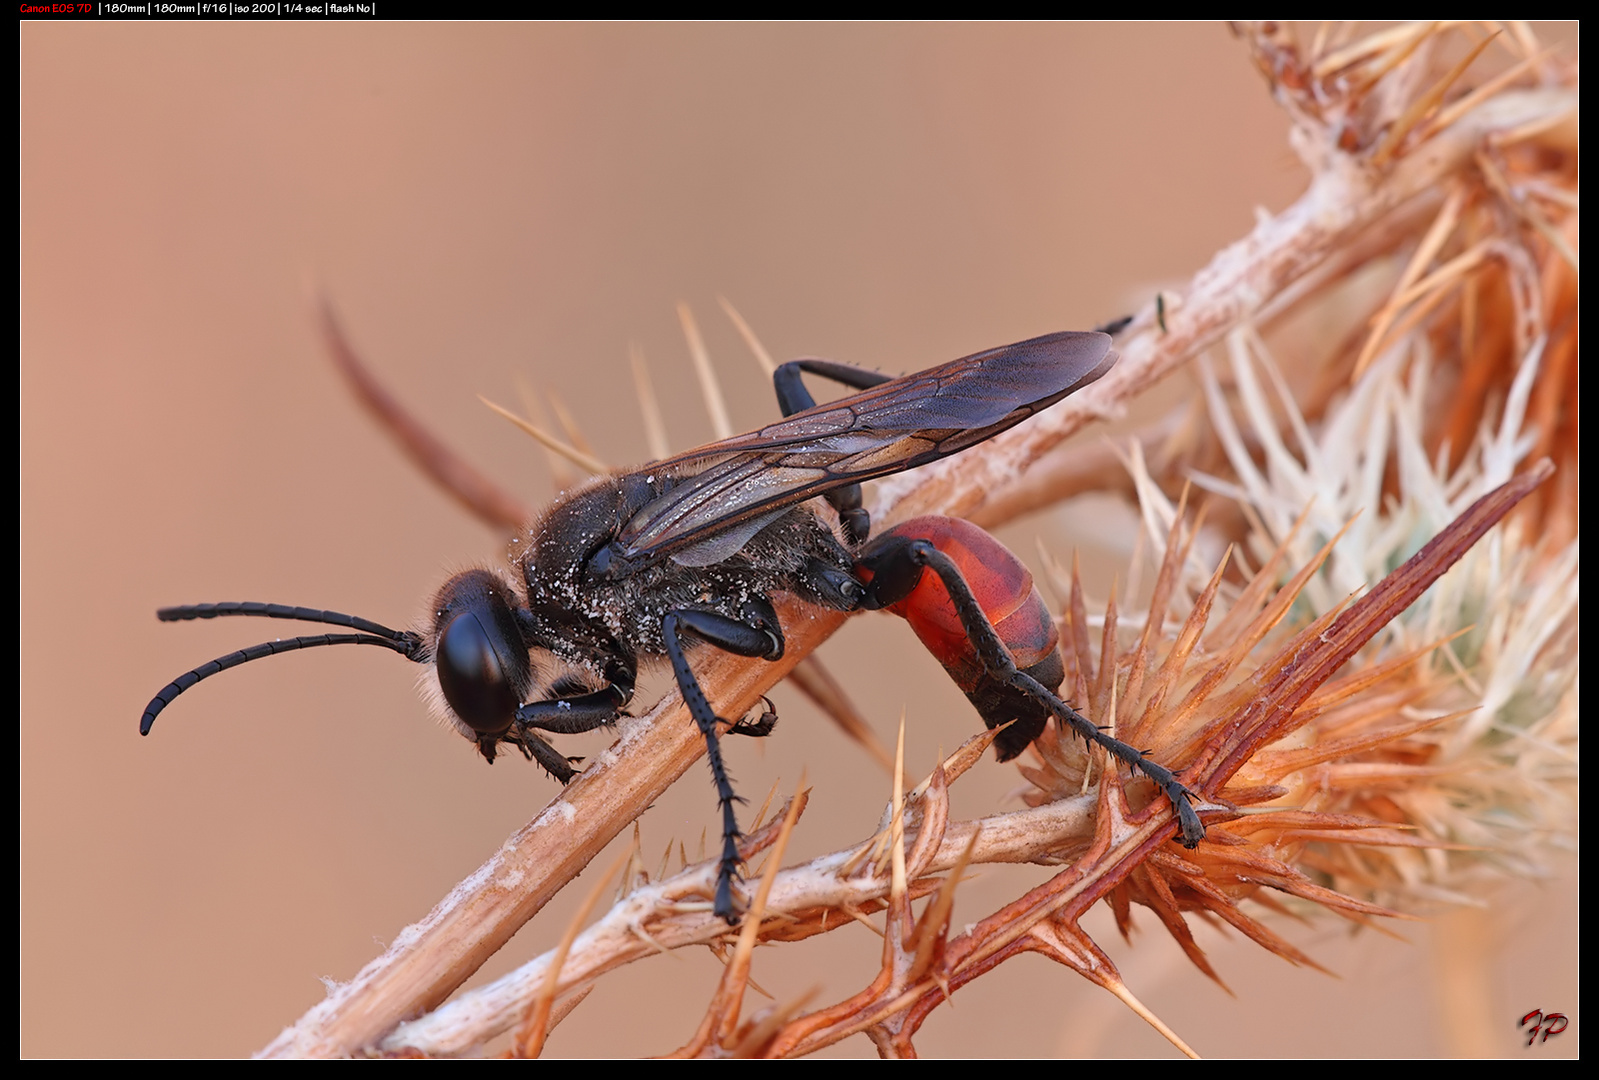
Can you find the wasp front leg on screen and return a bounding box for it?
[658,597,785,924]
[857,527,1206,848]
[500,727,584,784]
[507,676,634,782]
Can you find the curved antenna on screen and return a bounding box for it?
[157,601,413,640]
[141,603,427,735]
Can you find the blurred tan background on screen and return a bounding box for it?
[20,23,1577,1058]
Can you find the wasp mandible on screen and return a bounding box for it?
[141,329,1206,922]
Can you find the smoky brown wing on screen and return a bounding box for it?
[616,330,1116,562]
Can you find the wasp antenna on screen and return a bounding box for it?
[155,601,413,642]
[140,630,426,735]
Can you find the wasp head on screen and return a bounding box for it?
[426,568,536,761]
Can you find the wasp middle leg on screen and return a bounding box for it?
[659,597,786,923]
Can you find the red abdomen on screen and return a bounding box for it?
[861,516,1064,760]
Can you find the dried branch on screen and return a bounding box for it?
[355,458,1549,1057]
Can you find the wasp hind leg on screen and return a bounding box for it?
[772,358,895,544]
[862,539,1206,848]
[659,599,785,924]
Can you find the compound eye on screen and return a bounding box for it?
[435,610,521,740]
[429,569,534,742]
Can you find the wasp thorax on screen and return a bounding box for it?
[430,569,534,749]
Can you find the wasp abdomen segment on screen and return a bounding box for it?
[857,516,1064,761]
[858,522,1206,847]
[863,517,1058,674]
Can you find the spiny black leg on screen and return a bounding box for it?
[866,540,1206,847]
[1007,667,1205,846]
[773,358,895,544]
[505,729,580,783]
[502,663,635,782]
[660,607,786,923]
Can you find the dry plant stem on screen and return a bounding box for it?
[258,605,842,1058]
[875,82,1573,528]
[510,849,627,1058]
[669,780,809,1057]
[317,301,533,535]
[770,755,1182,1058]
[380,762,1098,1057]
[767,465,1553,1058]
[378,441,1545,1056]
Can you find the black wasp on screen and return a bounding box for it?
[141,330,1206,922]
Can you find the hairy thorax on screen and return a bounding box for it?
[509,473,856,671]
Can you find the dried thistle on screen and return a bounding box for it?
[262,22,1576,1058]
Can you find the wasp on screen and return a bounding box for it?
[141,329,1205,922]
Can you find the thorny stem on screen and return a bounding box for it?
[359,444,1547,1057]
[1203,461,1555,787]
[768,462,1553,1058]
[871,84,1572,528]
